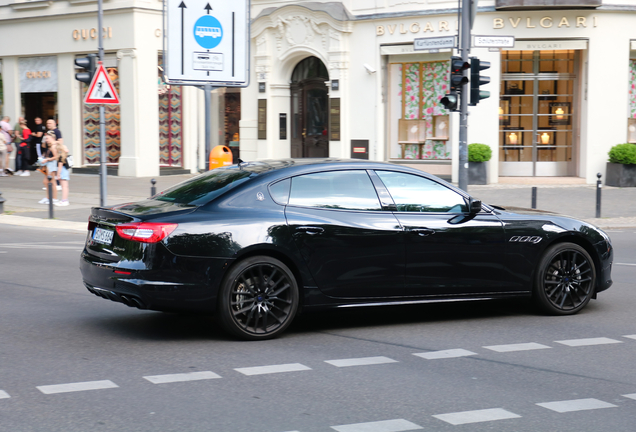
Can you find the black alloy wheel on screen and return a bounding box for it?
[534,242,596,315]
[218,256,299,340]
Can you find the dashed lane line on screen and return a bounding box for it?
[622,394,636,400]
[623,335,636,340]
[554,337,623,347]
[143,371,221,384]
[433,408,521,425]
[325,356,398,368]
[37,380,118,395]
[413,348,477,360]
[0,390,10,399]
[331,418,423,432]
[234,363,312,376]
[536,398,617,413]
[483,342,552,353]
[615,263,636,266]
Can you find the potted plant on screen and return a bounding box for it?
[605,143,636,187]
[468,143,492,185]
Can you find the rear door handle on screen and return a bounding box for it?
[408,228,435,236]
[295,226,325,235]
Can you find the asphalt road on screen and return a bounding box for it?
[1,225,635,432]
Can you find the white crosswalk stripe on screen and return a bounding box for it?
[331,419,423,432]
[0,390,10,399]
[536,398,617,413]
[37,380,118,394]
[413,348,477,359]
[483,342,551,352]
[325,356,398,368]
[554,337,622,347]
[234,363,311,376]
[144,371,221,384]
[433,408,521,425]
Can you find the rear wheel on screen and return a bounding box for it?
[534,243,596,315]
[218,256,299,340]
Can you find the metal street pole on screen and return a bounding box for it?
[204,83,212,171]
[458,0,471,192]
[98,0,107,206]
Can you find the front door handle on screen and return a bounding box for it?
[295,226,324,235]
[408,228,435,236]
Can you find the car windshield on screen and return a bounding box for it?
[154,168,253,205]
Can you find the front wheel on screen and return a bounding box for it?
[534,242,596,315]
[217,256,299,340]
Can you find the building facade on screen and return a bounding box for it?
[1,0,635,184]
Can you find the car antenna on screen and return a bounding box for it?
[238,159,247,169]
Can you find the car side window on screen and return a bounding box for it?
[375,170,468,213]
[289,170,382,211]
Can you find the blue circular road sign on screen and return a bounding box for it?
[193,16,223,49]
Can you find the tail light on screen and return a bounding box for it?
[116,222,178,243]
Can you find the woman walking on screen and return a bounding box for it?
[38,131,58,204]
[54,138,70,206]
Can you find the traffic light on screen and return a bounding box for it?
[450,56,470,92]
[469,57,491,106]
[75,54,97,84]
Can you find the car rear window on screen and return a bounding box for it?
[154,168,253,205]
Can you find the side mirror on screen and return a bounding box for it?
[469,198,482,215]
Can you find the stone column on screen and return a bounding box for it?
[57,54,82,162]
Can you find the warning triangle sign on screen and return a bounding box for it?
[84,63,120,104]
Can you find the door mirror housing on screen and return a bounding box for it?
[469,198,482,215]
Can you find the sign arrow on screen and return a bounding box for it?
[204,3,212,14]
[179,1,186,75]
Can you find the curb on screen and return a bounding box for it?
[0,214,87,232]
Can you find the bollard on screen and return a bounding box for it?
[596,172,602,218]
[531,187,537,209]
[47,175,54,219]
[150,178,157,197]
[0,190,5,214]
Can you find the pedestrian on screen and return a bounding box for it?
[55,138,70,206]
[16,118,32,176]
[0,116,13,175]
[0,127,7,177]
[38,131,59,205]
[46,119,63,191]
[12,117,26,175]
[32,117,46,160]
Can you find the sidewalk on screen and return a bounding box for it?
[1,172,636,231]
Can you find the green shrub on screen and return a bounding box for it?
[608,143,636,165]
[468,143,492,162]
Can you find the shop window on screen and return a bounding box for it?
[159,54,183,167]
[388,61,450,160]
[82,68,120,164]
[629,59,636,143]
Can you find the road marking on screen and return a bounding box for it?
[0,242,84,251]
[0,390,10,399]
[325,356,398,368]
[483,342,551,353]
[536,398,617,413]
[331,418,423,432]
[433,408,521,425]
[144,371,221,384]
[413,348,477,360]
[622,393,636,400]
[624,335,636,340]
[234,363,311,376]
[555,337,622,347]
[615,263,636,266]
[37,380,118,394]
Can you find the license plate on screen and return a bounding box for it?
[93,227,114,245]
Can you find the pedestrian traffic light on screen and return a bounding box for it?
[469,57,491,106]
[75,54,97,84]
[440,92,459,111]
[450,56,470,92]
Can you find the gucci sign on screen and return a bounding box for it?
[26,71,52,79]
[72,27,113,40]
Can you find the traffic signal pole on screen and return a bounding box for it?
[98,0,107,206]
[458,0,471,192]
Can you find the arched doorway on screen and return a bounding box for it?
[290,56,329,158]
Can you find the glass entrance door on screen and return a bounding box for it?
[499,50,578,176]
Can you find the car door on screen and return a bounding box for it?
[373,170,512,296]
[284,169,405,299]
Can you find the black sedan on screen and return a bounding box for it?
[80,159,613,340]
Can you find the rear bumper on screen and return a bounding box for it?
[79,250,231,312]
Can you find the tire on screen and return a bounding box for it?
[534,242,596,315]
[217,256,299,340]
